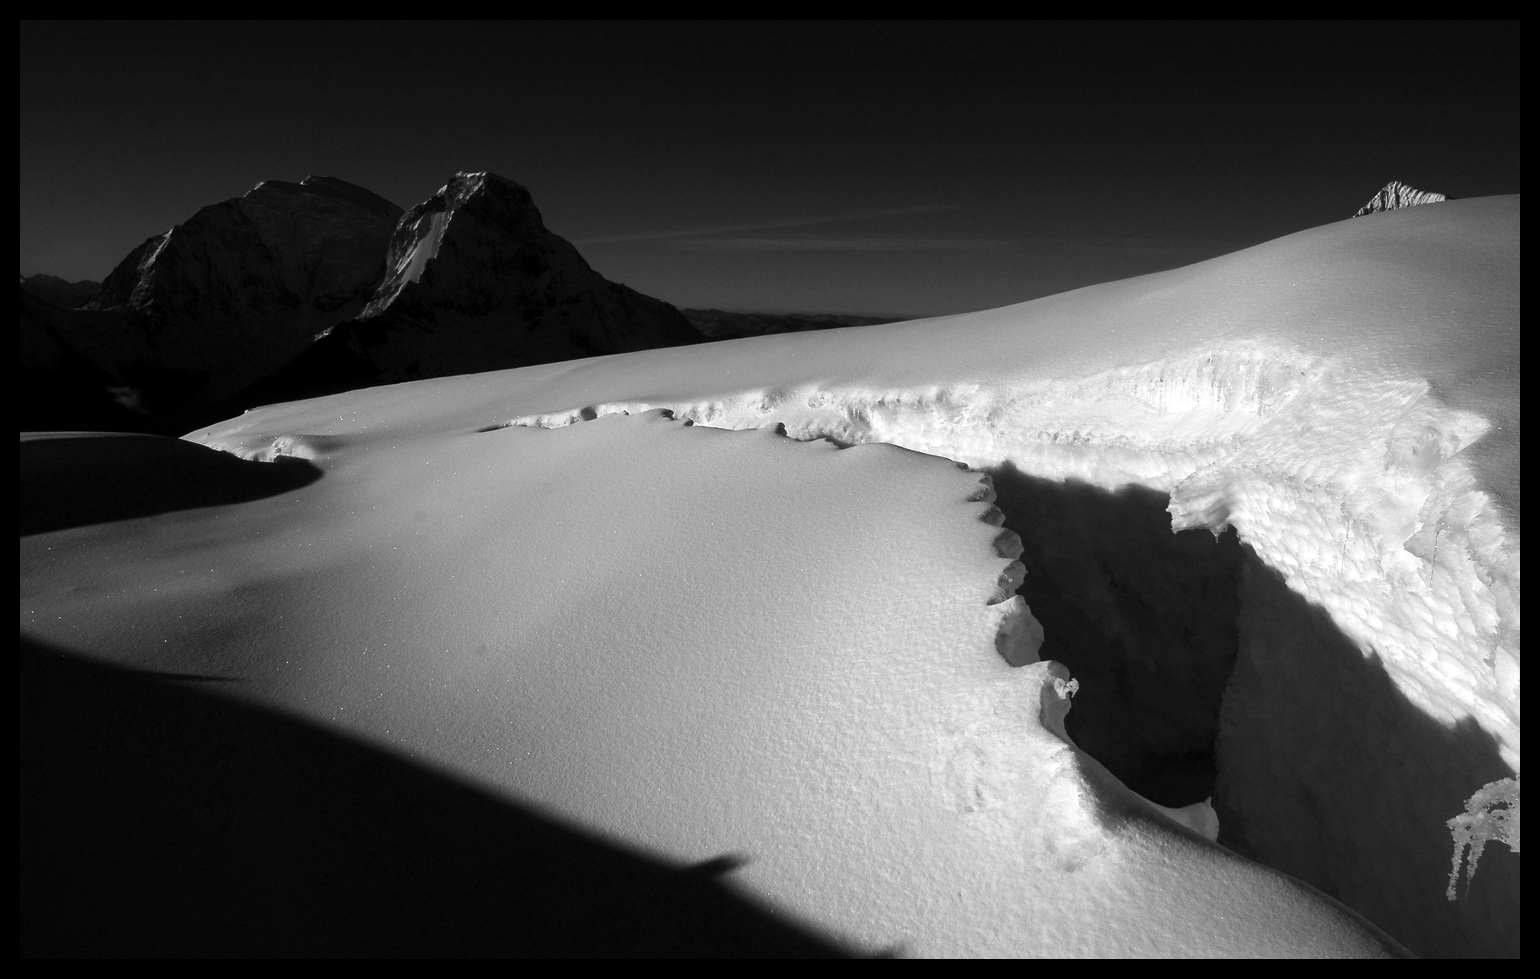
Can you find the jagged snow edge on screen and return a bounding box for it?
[496,339,1520,772]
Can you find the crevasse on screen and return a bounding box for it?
[210,334,1518,953]
[499,340,1518,775]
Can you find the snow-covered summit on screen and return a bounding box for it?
[1354,180,1448,216]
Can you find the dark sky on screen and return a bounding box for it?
[20,21,1520,317]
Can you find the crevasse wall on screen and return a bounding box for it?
[502,337,1520,956]
[504,339,1518,773]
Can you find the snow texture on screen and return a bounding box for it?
[27,411,1391,956]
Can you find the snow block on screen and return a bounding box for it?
[990,594,1044,667]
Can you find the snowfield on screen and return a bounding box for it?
[20,197,1518,956]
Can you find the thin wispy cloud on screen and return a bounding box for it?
[573,204,970,246]
[577,207,1232,256]
[669,235,1010,252]
[1020,235,1237,257]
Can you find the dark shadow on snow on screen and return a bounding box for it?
[1216,559,1519,959]
[985,461,1519,958]
[988,462,1244,809]
[19,636,861,958]
[19,433,322,536]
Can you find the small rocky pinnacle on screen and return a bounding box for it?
[1354,180,1448,217]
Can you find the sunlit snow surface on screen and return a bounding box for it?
[22,198,1518,956]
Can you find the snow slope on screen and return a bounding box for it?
[21,197,1518,956]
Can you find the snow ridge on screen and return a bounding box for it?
[499,339,1519,770]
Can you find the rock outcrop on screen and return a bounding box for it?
[1354,180,1448,217]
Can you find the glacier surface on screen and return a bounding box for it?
[21,196,1518,956]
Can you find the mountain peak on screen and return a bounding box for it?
[71,174,404,417]
[25,171,698,430]
[239,175,403,220]
[342,169,697,380]
[299,176,404,216]
[360,171,546,318]
[1354,181,1448,217]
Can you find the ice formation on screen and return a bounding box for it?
[500,324,1518,783]
[1447,776,1521,900]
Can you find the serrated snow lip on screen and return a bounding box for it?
[482,405,1045,667]
[483,339,1518,769]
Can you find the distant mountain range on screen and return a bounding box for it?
[17,274,100,311]
[20,173,704,434]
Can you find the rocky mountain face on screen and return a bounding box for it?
[1354,180,1448,217]
[286,172,699,386]
[54,176,404,423]
[22,172,703,433]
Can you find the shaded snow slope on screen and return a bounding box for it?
[20,632,858,958]
[21,414,1401,956]
[186,195,1520,956]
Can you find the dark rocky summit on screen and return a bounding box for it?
[24,176,403,430]
[285,172,699,389]
[1353,180,1448,217]
[21,172,703,433]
